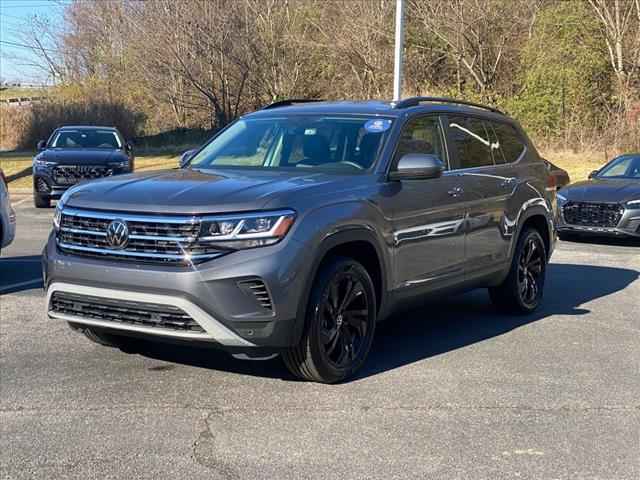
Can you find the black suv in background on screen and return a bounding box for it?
[33,126,134,208]
[44,98,556,383]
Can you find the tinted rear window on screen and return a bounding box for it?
[448,116,494,169]
[491,122,525,163]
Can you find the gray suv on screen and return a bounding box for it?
[43,97,556,383]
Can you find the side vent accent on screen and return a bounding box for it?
[238,279,273,311]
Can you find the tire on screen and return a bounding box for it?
[69,323,140,353]
[489,228,547,314]
[283,256,377,383]
[558,231,576,242]
[34,194,50,208]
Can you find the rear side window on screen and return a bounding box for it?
[447,116,494,169]
[491,122,525,163]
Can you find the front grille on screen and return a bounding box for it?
[53,165,113,185]
[36,177,51,193]
[50,291,205,332]
[238,279,273,311]
[57,208,223,264]
[562,202,623,228]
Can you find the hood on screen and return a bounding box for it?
[559,178,640,203]
[63,168,371,214]
[38,148,126,165]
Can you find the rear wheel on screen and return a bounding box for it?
[489,228,547,314]
[558,231,576,242]
[34,194,50,208]
[283,256,377,383]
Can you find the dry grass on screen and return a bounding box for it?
[540,149,610,183]
[0,151,180,193]
[1,148,616,194]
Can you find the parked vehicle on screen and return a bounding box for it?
[44,97,556,383]
[544,159,570,190]
[33,126,135,208]
[0,168,16,254]
[557,154,640,239]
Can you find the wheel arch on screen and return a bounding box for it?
[291,227,389,346]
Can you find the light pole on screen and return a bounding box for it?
[393,0,405,101]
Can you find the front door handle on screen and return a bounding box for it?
[448,186,464,197]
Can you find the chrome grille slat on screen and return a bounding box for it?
[238,279,273,311]
[57,208,223,264]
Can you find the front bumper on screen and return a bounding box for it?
[43,233,310,349]
[33,167,130,199]
[557,204,640,238]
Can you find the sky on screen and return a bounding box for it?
[0,0,69,85]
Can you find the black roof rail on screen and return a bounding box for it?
[392,96,504,115]
[262,98,324,110]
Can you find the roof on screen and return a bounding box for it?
[246,98,509,121]
[57,125,118,131]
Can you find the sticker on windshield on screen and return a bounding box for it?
[364,119,392,133]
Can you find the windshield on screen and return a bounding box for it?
[597,155,640,179]
[189,116,393,172]
[50,129,122,149]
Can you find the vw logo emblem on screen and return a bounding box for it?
[105,220,129,249]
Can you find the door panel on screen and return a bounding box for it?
[385,115,467,290]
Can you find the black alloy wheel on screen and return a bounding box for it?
[489,228,547,314]
[517,234,545,309]
[283,256,377,383]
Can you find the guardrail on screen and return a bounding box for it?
[0,96,47,106]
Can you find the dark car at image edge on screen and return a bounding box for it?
[43,97,557,383]
[557,154,640,239]
[33,125,134,208]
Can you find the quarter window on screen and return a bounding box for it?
[448,116,494,169]
[491,122,525,164]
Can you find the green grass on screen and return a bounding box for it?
[0,150,181,193]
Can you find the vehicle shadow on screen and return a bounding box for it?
[0,255,43,295]
[560,236,640,247]
[135,262,638,382]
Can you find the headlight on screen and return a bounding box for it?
[199,210,296,249]
[626,199,640,209]
[52,190,71,231]
[556,192,568,203]
[33,158,57,168]
[108,161,129,169]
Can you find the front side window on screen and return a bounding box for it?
[51,129,122,149]
[394,116,445,166]
[448,116,494,169]
[189,116,393,172]
[597,156,640,178]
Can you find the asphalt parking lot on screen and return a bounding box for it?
[1,198,638,480]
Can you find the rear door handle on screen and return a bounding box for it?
[500,178,516,188]
[448,186,464,197]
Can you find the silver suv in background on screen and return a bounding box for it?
[0,169,16,254]
[43,97,556,383]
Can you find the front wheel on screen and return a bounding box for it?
[34,194,50,208]
[489,228,547,314]
[283,256,377,383]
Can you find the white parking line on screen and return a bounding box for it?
[10,198,29,207]
[0,278,43,293]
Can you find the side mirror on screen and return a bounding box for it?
[588,170,599,179]
[37,140,46,151]
[389,153,445,181]
[179,149,197,168]
[125,142,133,153]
